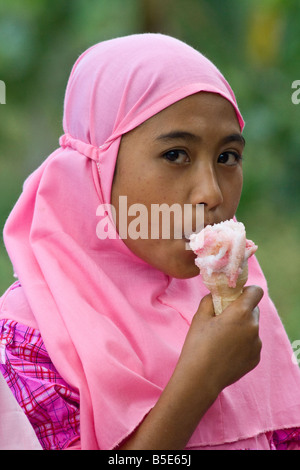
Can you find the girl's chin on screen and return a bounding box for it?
[157,239,200,279]
[124,237,200,278]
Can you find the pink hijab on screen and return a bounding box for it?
[2,34,300,449]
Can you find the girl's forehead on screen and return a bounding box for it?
[123,92,241,142]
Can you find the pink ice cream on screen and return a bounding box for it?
[189,219,257,288]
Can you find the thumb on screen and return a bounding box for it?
[195,294,215,320]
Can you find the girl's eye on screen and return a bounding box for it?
[162,149,189,164]
[218,151,242,166]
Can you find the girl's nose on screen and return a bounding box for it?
[189,163,223,210]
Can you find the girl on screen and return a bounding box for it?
[1,33,300,450]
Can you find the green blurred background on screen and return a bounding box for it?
[0,0,299,341]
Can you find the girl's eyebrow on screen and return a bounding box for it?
[156,131,246,147]
[156,131,199,142]
[221,133,246,147]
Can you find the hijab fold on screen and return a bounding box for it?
[2,34,300,449]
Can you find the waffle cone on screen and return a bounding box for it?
[202,263,248,315]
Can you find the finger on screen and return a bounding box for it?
[239,285,264,311]
[196,294,215,319]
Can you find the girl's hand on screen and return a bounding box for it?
[120,286,263,450]
[178,285,263,396]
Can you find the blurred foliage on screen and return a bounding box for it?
[0,0,299,341]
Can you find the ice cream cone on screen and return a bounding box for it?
[202,262,248,315]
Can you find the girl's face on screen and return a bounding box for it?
[111,92,244,278]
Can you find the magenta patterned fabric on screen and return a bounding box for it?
[0,319,80,450]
